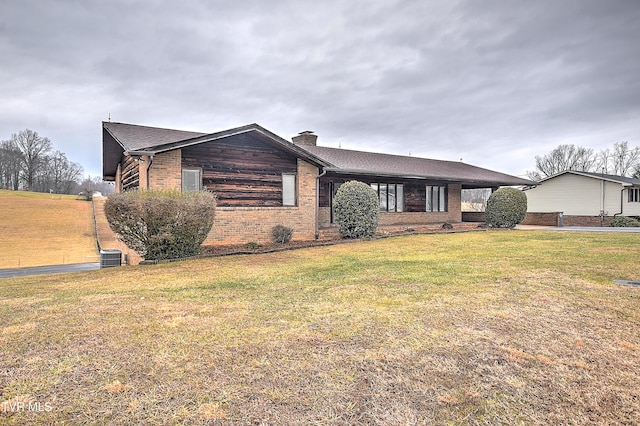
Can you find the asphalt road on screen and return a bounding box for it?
[0,262,101,279]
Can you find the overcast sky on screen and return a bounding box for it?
[1,0,639,179]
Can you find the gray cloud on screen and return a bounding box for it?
[1,0,639,178]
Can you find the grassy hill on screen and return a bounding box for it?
[0,231,638,424]
[0,190,98,268]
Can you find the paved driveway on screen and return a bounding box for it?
[516,225,640,233]
[0,263,101,279]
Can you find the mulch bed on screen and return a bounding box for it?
[199,239,342,257]
[200,225,490,257]
[140,225,490,264]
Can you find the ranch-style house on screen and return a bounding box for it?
[102,122,532,245]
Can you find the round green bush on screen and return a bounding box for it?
[333,181,380,239]
[611,216,640,227]
[485,187,527,228]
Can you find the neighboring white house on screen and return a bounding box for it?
[523,171,640,226]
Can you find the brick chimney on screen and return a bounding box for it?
[292,130,317,147]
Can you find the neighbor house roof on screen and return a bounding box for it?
[103,121,534,187]
[536,170,640,186]
[304,145,533,187]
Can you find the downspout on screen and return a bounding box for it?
[600,177,606,225]
[315,167,327,240]
[613,188,625,218]
[146,155,154,190]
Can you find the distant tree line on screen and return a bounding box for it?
[76,176,115,197]
[528,141,640,181]
[0,129,86,194]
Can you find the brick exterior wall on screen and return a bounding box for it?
[319,184,463,228]
[205,160,318,245]
[138,156,148,190]
[149,150,182,190]
[522,212,613,227]
[462,211,486,222]
[521,212,561,226]
[463,212,617,227]
[561,215,613,227]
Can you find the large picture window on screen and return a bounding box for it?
[371,183,404,212]
[629,188,640,203]
[426,185,447,212]
[182,168,201,192]
[282,173,296,206]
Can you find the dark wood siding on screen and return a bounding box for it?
[403,183,426,212]
[182,134,298,207]
[121,155,139,191]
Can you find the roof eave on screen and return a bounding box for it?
[103,122,130,151]
[324,168,533,186]
[540,170,638,186]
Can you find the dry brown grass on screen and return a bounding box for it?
[0,231,639,424]
[0,190,98,267]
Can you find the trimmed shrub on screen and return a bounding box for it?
[333,180,380,239]
[104,190,216,260]
[611,216,640,227]
[272,224,294,243]
[485,187,527,228]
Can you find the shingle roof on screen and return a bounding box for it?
[102,121,534,187]
[305,145,533,186]
[564,171,640,186]
[103,122,206,152]
[102,122,331,179]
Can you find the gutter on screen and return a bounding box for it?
[322,168,531,188]
[125,150,155,156]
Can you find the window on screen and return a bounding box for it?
[426,185,447,212]
[371,183,404,212]
[182,168,201,192]
[629,188,640,203]
[282,173,296,206]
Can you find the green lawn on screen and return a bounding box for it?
[1,231,639,424]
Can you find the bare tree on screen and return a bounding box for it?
[30,151,84,194]
[599,141,640,177]
[526,169,543,182]
[528,142,640,181]
[11,129,52,190]
[533,144,598,178]
[71,175,115,197]
[0,140,22,190]
[61,159,84,194]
